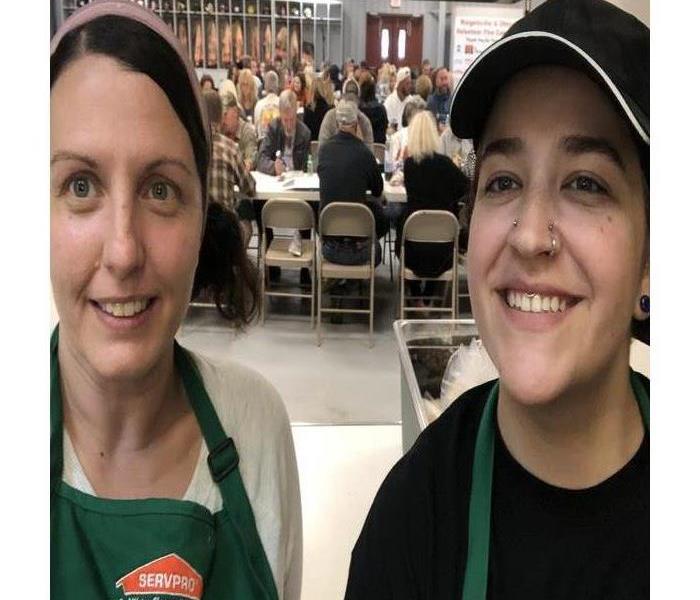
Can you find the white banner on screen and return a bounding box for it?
[450,3,525,83]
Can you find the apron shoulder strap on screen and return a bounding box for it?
[50,326,63,490]
[174,343,278,600]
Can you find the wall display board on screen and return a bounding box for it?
[450,2,524,83]
[59,0,343,70]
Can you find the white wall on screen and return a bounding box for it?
[348,0,649,67]
[530,0,649,25]
[343,0,445,67]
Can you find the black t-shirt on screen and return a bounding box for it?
[345,378,649,600]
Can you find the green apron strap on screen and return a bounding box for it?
[461,381,499,600]
[630,369,650,431]
[50,326,63,491]
[174,342,278,600]
[461,374,650,600]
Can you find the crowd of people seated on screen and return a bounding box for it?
[198,53,475,303]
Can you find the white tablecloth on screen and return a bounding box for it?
[251,171,406,203]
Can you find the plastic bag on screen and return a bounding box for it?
[440,338,499,405]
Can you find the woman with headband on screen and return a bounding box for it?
[50,2,301,598]
[346,1,649,598]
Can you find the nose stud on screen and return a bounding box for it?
[511,219,560,256]
[548,221,559,257]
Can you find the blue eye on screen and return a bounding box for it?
[69,176,94,198]
[567,175,607,194]
[485,175,519,194]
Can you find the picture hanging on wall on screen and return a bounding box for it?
[192,18,204,66]
[247,21,260,60]
[220,17,233,67]
[262,21,272,63]
[206,17,218,67]
[176,17,189,54]
[290,24,300,67]
[232,19,244,62]
[275,25,288,62]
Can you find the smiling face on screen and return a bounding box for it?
[50,54,203,382]
[466,66,648,405]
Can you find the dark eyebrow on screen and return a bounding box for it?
[49,153,194,177]
[50,151,97,168]
[560,135,626,171]
[479,137,524,162]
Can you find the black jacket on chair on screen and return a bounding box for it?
[256,117,311,174]
[396,153,469,278]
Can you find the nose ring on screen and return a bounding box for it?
[548,221,559,257]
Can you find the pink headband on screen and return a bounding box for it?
[51,0,211,217]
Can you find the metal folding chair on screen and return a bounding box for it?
[317,202,376,347]
[399,210,460,320]
[261,199,316,326]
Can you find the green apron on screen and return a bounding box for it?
[461,371,650,600]
[50,328,279,600]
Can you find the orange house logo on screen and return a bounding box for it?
[116,553,203,599]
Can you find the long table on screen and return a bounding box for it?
[251,171,407,203]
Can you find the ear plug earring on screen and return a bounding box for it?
[640,295,650,314]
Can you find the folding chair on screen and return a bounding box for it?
[457,252,471,316]
[317,202,376,347]
[399,210,460,319]
[261,199,316,326]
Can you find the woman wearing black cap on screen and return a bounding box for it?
[345,1,649,599]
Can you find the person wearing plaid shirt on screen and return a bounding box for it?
[203,90,257,248]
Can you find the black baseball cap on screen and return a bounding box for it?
[449,0,649,148]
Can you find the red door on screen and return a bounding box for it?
[366,14,423,71]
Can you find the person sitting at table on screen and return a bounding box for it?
[257,89,311,175]
[222,98,258,170]
[254,70,280,139]
[387,94,427,175]
[317,99,387,267]
[236,67,258,122]
[202,91,257,249]
[303,76,334,142]
[318,80,374,150]
[358,72,389,145]
[256,90,312,283]
[395,110,469,305]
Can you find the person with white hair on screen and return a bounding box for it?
[254,69,281,138]
[383,65,412,131]
[256,89,312,283]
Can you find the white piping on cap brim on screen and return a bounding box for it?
[451,30,649,145]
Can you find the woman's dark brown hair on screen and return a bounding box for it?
[51,15,259,328]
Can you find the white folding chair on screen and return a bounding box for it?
[317,202,376,347]
[261,199,316,326]
[399,210,460,319]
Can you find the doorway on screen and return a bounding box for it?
[366,14,423,71]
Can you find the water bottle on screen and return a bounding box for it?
[384,144,394,177]
[307,153,314,174]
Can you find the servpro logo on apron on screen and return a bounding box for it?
[116,553,204,600]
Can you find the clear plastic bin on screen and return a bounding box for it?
[394,319,481,453]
